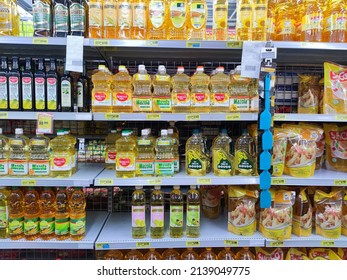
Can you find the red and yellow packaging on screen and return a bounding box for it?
[255,248,284,260]
[285,248,310,260]
[324,124,347,172]
[308,248,342,260]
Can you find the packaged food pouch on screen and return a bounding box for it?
[343,191,347,236]
[292,188,312,236]
[285,248,310,260]
[323,124,347,172]
[228,187,259,236]
[272,128,289,177]
[298,74,320,114]
[309,248,342,260]
[259,189,295,240]
[337,248,347,260]
[255,248,284,260]
[314,189,342,239]
[318,78,324,114]
[323,62,347,114]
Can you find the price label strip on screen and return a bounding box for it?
[21,179,37,186]
[269,241,284,247]
[36,112,53,134]
[334,179,347,186]
[226,41,243,48]
[335,115,347,121]
[226,113,241,121]
[196,178,212,185]
[321,240,335,247]
[186,241,200,247]
[136,242,151,248]
[271,178,286,185]
[224,240,239,246]
[96,243,110,249]
[273,114,287,121]
[186,42,201,48]
[0,112,8,119]
[146,41,159,47]
[98,179,114,186]
[148,178,162,185]
[146,114,161,120]
[94,39,111,47]
[186,114,200,121]
[105,113,121,120]
[32,38,49,44]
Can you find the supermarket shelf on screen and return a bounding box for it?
[94,169,259,186]
[266,234,347,248]
[93,112,258,122]
[274,113,347,122]
[95,212,265,250]
[271,169,347,186]
[0,164,104,187]
[1,111,92,121]
[0,212,109,250]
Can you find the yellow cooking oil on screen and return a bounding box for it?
[117,0,132,39]
[171,66,191,113]
[55,187,70,240]
[63,129,77,174]
[105,129,121,170]
[275,0,296,41]
[167,128,180,173]
[147,0,168,39]
[69,187,86,241]
[24,187,40,241]
[168,121,179,139]
[210,66,230,113]
[323,0,347,42]
[50,130,73,177]
[252,0,267,41]
[132,0,147,39]
[103,0,117,38]
[186,129,208,176]
[170,185,183,238]
[132,186,146,238]
[155,129,174,176]
[190,66,210,113]
[0,128,9,176]
[213,0,228,40]
[236,0,252,41]
[212,129,234,176]
[136,128,155,176]
[132,64,152,112]
[168,0,188,39]
[234,129,256,176]
[0,187,8,239]
[29,131,50,177]
[187,0,207,40]
[92,65,113,113]
[0,0,12,35]
[111,65,133,113]
[186,185,200,237]
[88,0,103,38]
[8,128,29,177]
[152,65,172,113]
[229,66,251,112]
[8,187,24,240]
[116,129,137,178]
[39,187,55,240]
[150,186,165,239]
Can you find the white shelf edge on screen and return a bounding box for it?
[2,111,92,121]
[274,113,347,123]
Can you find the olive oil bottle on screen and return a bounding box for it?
[170,185,183,238]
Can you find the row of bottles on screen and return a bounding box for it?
[0,187,86,241]
[92,64,258,114]
[0,56,90,112]
[0,128,77,178]
[99,247,255,260]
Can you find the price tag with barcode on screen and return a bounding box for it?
[37,113,53,134]
[240,41,265,79]
[66,35,84,73]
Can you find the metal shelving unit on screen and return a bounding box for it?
[95,213,265,250]
[2,111,92,121]
[0,212,109,250]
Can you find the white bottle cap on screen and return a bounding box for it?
[154,186,161,190]
[168,128,174,135]
[161,129,168,136]
[36,129,44,135]
[235,65,242,71]
[110,130,117,133]
[139,65,146,71]
[158,65,166,73]
[98,65,105,70]
[190,185,197,190]
[135,186,143,190]
[173,185,180,190]
[57,131,65,136]
[119,65,127,72]
[217,66,225,72]
[177,66,184,74]
[141,129,150,136]
[196,66,204,72]
[15,128,23,135]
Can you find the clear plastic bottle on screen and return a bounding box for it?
[111,65,133,113]
[0,128,9,176]
[29,131,50,177]
[136,129,155,176]
[132,65,152,112]
[144,248,162,259]
[117,0,133,39]
[210,66,230,113]
[275,0,296,41]
[155,129,174,176]
[168,0,188,39]
[323,0,347,42]
[170,185,183,238]
[168,128,180,173]
[132,186,146,238]
[0,0,12,35]
[212,129,234,176]
[235,247,255,260]
[181,247,199,259]
[301,0,324,42]
[105,130,121,170]
[104,250,124,259]
[24,187,40,241]
[63,129,77,175]
[199,247,218,260]
[152,65,172,113]
[55,187,70,240]
[39,187,56,240]
[150,186,164,239]
[147,0,168,39]
[296,0,305,41]
[190,66,210,113]
[171,66,191,113]
[236,0,252,41]
[187,0,207,40]
[162,248,181,259]
[168,121,179,139]
[88,0,103,38]
[50,130,73,177]
[218,247,236,260]
[132,0,147,39]
[124,249,144,260]
[234,129,256,176]
[116,129,137,178]
[0,187,8,238]
[213,0,228,40]
[8,187,24,240]
[266,0,276,40]
[186,129,208,176]
[92,65,113,113]
[103,0,117,38]
[186,185,200,237]
[229,66,251,112]
[252,0,267,40]
[69,187,86,241]
[8,128,29,177]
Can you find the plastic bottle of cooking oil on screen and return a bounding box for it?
[39,187,55,240]
[150,186,164,238]
[0,0,12,35]
[136,129,155,176]
[236,0,252,41]
[171,66,191,113]
[103,0,117,38]
[124,249,144,260]
[187,0,207,40]
[104,250,124,259]
[301,0,324,42]
[8,187,24,240]
[296,0,304,41]
[29,131,50,177]
[210,66,230,113]
[105,130,121,170]
[213,0,228,40]
[252,0,267,40]
[88,0,103,38]
[111,65,133,113]
[147,0,168,39]
[218,247,236,260]
[144,248,162,259]
[50,130,72,177]
[235,247,255,260]
[199,248,218,260]
[132,65,152,112]
[117,0,132,38]
[266,0,276,40]
[152,65,172,113]
[63,129,77,174]
[92,65,113,113]
[212,129,234,176]
[190,66,210,113]
[168,121,179,139]
[168,0,188,39]
[132,186,146,238]
[186,129,208,176]
[116,129,137,178]
[0,187,8,238]
[229,66,251,112]
[169,185,183,238]
[234,129,256,176]
[162,248,181,259]
[323,0,347,42]
[181,247,199,259]
[55,187,70,240]
[8,128,29,177]
[24,187,40,241]
[132,0,147,39]
[168,128,180,173]
[0,128,9,176]
[275,0,296,41]
[69,187,86,241]
[186,185,200,237]
[155,129,174,176]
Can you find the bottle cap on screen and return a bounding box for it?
[161,129,168,136]
[138,65,146,71]
[135,186,143,190]
[57,131,65,136]
[173,185,180,190]
[167,128,174,135]
[119,65,127,72]
[196,66,204,72]
[235,65,242,71]
[192,129,199,135]
[190,185,196,189]
[221,128,228,134]
[154,186,161,190]
[216,66,225,73]
[158,65,166,72]
[141,129,149,136]
[15,128,23,135]
[177,66,184,73]
[122,130,132,136]
[110,130,117,133]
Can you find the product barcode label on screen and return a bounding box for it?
[105,113,120,120]
[269,241,284,247]
[186,42,201,48]
[321,241,335,247]
[96,243,110,249]
[147,178,162,185]
[274,114,287,121]
[224,240,239,246]
[21,179,37,186]
[94,39,110,46]
[136,242,151,248]
[271,178,286,185]
[0,112,8,119]
[226,41,243,48]
[32,38,49,44]
[226,113,241,121]
[334,179,347,186]
[245,65,256,72]
[146,113,161,120]
[186,241,200,247]
[186,114,200,121]
[98,179,114,186]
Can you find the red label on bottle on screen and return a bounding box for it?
[35,77,45,84]
[177,93,187,101]
[119,158,130,167]
[195,93,205,101]
[116,93,129,101]
[47,78,57,85]
[0,76,6,83]
[54,158,67,167]
[95,92,106,101]
[9,77,18,83]
[22,77,31,84]
[214,93,225,101]
[108,152,116,160]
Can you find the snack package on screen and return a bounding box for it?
[314,189,343,239]
[343,191,347,236]
[308,248,342,260]
[259,190,296,240]
[255,248,284,260]
[285,248,310,260]
[293,188,313,236]
[323,62,347,114]
[272,128,288,177]
[337,248,347,260]
[323,124,347,172]
[298,74,320,114]
[228,187,259,236]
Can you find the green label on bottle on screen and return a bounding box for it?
[9,216,24,235]
[136,160,155,175]
[40,216,54,235]
[0,206,8,229]
[187,205,200,227]
[188,158,202,170]
[55,217,69,235]
[70,3,85,32]
[24,216,39,235]
[170,205,183,228]
[235,151,253,174]
[33,1,51,31]
[54,3,69,32]
[217,158,232,170]
[155,160,174,175]
[70,215,86,236]
[174,158,180,172]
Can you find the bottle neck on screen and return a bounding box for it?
[12,59,19,70]
[25,60,31,71]
[1,59,7,70]
[50,60,56,71]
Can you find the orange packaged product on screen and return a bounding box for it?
[293,188,313,237]
[285,248,310,260]
[337,248,347,260]
[298,74,320,114]
[272,128,289,177]
[324,124,347,172]
[308,248,342,260]
[255,248,284,260]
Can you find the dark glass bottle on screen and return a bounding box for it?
[0,57,9,111]
[53,0,70,37]
[77,63,90,112]
[61,69,73,112]
[9,57,21,111]
[46,58,61,111]
[34,58,47,111]
[21,58,34,111]
[69,0,87,36]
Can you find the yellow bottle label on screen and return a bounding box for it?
[93,91,112,107]
[211,92,229,107]
[325,14,347,32]
[190,3,205,29]
[50,156,71,171]
[103,2,117,27]
[89,3,102,27]
[113,92,132,106]
[253,4,267,29]
[133,97,152,111]
[133,3,146,28]
[172,92,191,107]
[149,0,165,28]
[228,218,256,236]
[153,97,172,112]
[170,1,186,28]
[192,93,210,107]
[116,154,136,171]
[29,159,50,176]
[213,4,227,29]
[230,96,249,111]
[237,5,252,29]
[277,19,296,35]
[235,150,253,175]
[302,13,323,31]
[118,2,132,29]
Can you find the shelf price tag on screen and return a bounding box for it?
[186,114,200,121]
[271,178,286,185]
[274,114,287,121]
[36,112,53,134]
[147,178,162,185]
[224,240,239,246]
[32,38,49,44]
[196,178,212,185]
[105,113,121,120]
[136,242,151,248]
[226,41,243,48]
[21,179,37,186]
[0,112,8,119]
[226,113,241,121]
[269,241,284,247]
[98,179,114,186]
[334,179,347,186]
[186,241,200,247]
[186,41,201,48]
[146,113,161,120]
[96,243,110,249]
[335,115,347,121]
[94,39,110,47]
[321,240,335,247]
[146,41,159,47]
